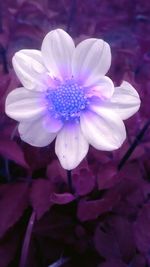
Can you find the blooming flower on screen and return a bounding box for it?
[5,29,140,170]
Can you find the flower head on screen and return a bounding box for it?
[5,29,141,170]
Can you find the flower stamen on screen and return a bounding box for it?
[46,79,88,122]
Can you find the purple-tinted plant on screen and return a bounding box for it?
[0,1,150,267]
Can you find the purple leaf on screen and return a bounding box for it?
[0,228,21,267]
[99,259,128,267]
[108,216,135,262]
[30,179,54,219]
[77,189,120,221]
[97,163,119,190]
[72,163,95,196]
[0,136,29,168]
[134,204,150,255]
[94,223,121,259]
[23,145,52,171]
[131,254,146,267]
[94,216,135,262]
[0,183,29,238]
[50,192,75,204]
[46,159,66,186]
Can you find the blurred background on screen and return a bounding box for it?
[0,0,150,267]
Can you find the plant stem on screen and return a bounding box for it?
[19,211,36,267]
[67,170,74,194]
[118,119,150,170]
[4,159,11,182]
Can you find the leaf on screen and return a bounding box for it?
[87,147,110,175]
[72,163,95,196]
[109,216,135,262]
[0,227,21,267]
[0,136,29,169]
[94,222,121,260]
[77,189,120,222]
[50,192,75,204]
[134,204,150,255]
[130,254,146,267]
[0,183,29,238]
[46,160,66,188]
[99,259,128,267]
[30,179,54,219]
[23,144,54,171]
[94,216,135,262]
[97,163,119,190]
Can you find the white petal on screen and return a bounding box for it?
[86,76,114,100]
[41,29,75,80]
[80,108,126,151]
[12,49,47,91]
[18,118,56,147]
[109,81,141,120]
[72,38,111,87]
[43,114,63,133]
[55,123,89,170]
[5,87,46,121]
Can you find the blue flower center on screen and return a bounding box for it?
[46,79,88,122]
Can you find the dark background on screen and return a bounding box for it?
[0,0,150,267]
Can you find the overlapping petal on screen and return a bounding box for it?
[55,123,89,170]
[41,29,75,80]
[18,118,56,147]
[72,38,111,87]
[5,87,46,121]
[109,81,141,120]
[12,49,48,91]
[86,76,114,100]
[80,107,126,151]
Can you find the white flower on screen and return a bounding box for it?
[5,29,141,170]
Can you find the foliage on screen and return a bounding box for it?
[0,0,150,266]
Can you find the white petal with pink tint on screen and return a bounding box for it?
[18,118,56,147]
[80,108,126,151]
[43,114,63,133]
[72,38,111,87]
[109,81,141,120]
[86,76,114,100]
[41,29,75,80]
[55,123,89,170]
[5,87,46,121]
[12,49,47,91]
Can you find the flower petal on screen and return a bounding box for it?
[55,123,89,170]
[5,87,46,121]
[43,114,63,133]
[109,81,141,120]
[41,29,75,80]
[86,76,114,100]
[80,107,126,151]
[72,38,111,87]
[12,49,47,91]
[18,118,56,147]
